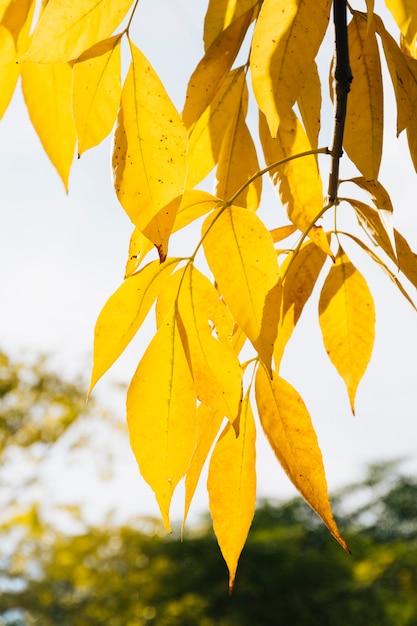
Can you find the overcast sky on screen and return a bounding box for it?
[1,0,416,527]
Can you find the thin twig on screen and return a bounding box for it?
[327,0,353,204]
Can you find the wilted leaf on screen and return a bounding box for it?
[318,247,375,413]
[208,390,256,591]
[203,205,281,368]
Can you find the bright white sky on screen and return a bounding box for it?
[1,0,417,528]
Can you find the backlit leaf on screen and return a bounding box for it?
[22,0,134,63]
[127,303,197,531]
[251,0,331,136]
[0,25,19,119]
[202,205,281,367]
[177,265,242,420]
[73,35,122,155]
[113,41,187,234]
[297,61,321,152]
[90,259,180,392]
[255,367,348,552]
[203,0,259,50]
[385,0,417,48]
[208,390,256,591]
[21,61,76,190]
[270,224,298,243]
[259,110,332,256]
[318,248,375,413]
[274,241,328,368]
[344,12,383,181]
[186,67,245,188]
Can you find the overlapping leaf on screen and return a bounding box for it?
[113,41,187,241]
[251,0,331,136]
[318,248,375,413]
[259,110,332,256]
[203,205,281,368]
[203,0,259,50]
[385,0,417,48]
[344,12,383,181]
[73,36,122,155]
[127,303,197,532]
[22,0,134,63]
[255,368,348,552]
[208,391,256,591]
[297,61,322,152]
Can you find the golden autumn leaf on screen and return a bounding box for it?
[73,35,122,155]
[274,241,328,368]
[385,0,417,48]
[251,0,331,136]
[21,61,76,190]
[0,25,18,119]
[127,303,197,532]
[90,259,180,392]
[297,61,321,152]
[202,205,281,368]
[22,0,134,63]
[183,404,224,531]
[215,78,262,209]
[318,247,375,413]
[259,110,332,257]
[183,10,254,130]
[177,265,242,420]
[203,0,259,50]
[255,367,349,552]
[208,391,256,591]
[344,12,383,181]
[186,67,245,188]
[113,41,187,236]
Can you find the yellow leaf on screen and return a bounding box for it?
[183,9,254,129]
[21,61,76,190]
[318,248,375,413]
[72,36,121,155]
[255,368,348,551]
[208,391,256,591]
[274,241,327,368]
[1,0,34,46]
[385,0,417,49]
[177,265,242,420]
[22,0,134,63]
[0,25,19,119]
[113,41,187,232]
[344,13,383,181]
[270,224,298,243]
[202,206,281,368]
[186,67,245,188]
[183,404,224,531]
[141,194,182,263]
[203,0,259,50]
[127,304,197,531]
[124,228,154,278]
[297,61,321,152]
[259,110,332,257]
[250,0,331,136]
[90,259,180,392]
[215,79,262,209]
[375,14,415,134]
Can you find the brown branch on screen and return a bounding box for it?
[327,0,353,205]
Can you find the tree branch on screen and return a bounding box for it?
[327,0,353,205]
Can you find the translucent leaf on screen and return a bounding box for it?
[183,404,224,531]
[215,79,262,209]
[186,67,245,188]
[203,0,258,50]
[344,13,383,181]
[270,224,298,243]
[297,61,321,152]
[113,42,187,235]
[251,0,331,136]
[385,0,417,48]
[127,304,197,532]
[21,61,76,190]
[177,265,242,420]
[274,242,327,368]
[90,259,180,392]
[318,248,375,413]
[0,25,19,119]
[208,391,256,591]
[259,110,332,257]
[202,206,281,368]
[73,36,121,155]
[1,0,34,46]
[183,10,254,129]
[255,368,349,552]
[22,0,134,63]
